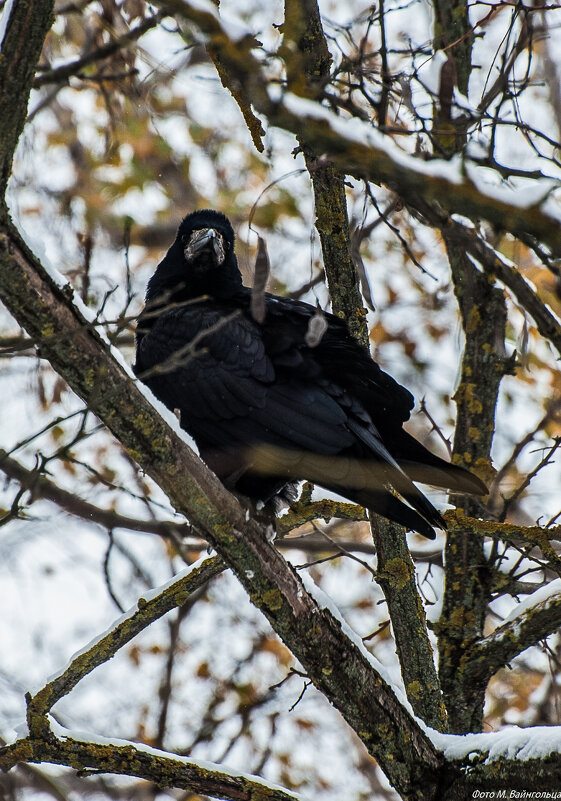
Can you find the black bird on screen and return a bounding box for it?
[134,209,486,539]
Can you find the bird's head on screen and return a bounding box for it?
[178,209,235,273]
[145,209,241,307]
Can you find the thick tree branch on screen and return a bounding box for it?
[443,511,561,574]
[438,233,506,733]
[264,103,561,259]
[444,738,561,793]
[370,517,447,731]
[443,218,561,358]
[432,0,473,95]
[1,722,300,801]
[431,0,473,155]
[280,0,368,346]
[0,0,55,196]
[278,495,367,532]
[431,6,503,729]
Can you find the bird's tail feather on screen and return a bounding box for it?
[249,443,444,539]
[335,485,440,540]
[393,430,488,495]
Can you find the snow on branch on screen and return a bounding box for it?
[433,723,561,765]
[464,580,561,686]
[1,719,303,801]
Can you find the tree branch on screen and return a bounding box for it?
[443,511,561,575]
[0,0,55,196]
[280,0,368,346]
[443,218,561,358]
[277,495,368,532]
[1,721,300,801]
[370,517,447,731]
[32,11,165,89]
[26,555,226,736]
[0,447,192,539]
[438,232,506,733]
[464,583,561,688]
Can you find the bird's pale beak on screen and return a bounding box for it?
[184,227,225,266]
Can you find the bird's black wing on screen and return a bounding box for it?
[259,294,486,495]
[134,301,357,470]
[260,293,415,427]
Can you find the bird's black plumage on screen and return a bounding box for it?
[135,209,486,539]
